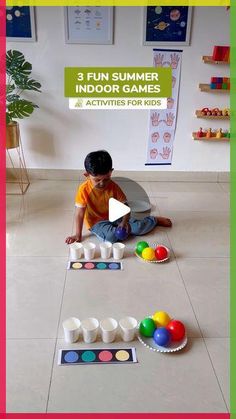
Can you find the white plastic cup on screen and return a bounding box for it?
[100,317,118,343]
[113,242,125,260]
[81,317,99,343]
[63,317,81,343]
[119,316,138,342]
[69,242,83,260]
[83,242,96,260]
[100,242,112,259]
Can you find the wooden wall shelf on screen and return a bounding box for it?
[202,56,230,65]
[192,132,229,141]
[195,110,230,120]
[199,83,230,92]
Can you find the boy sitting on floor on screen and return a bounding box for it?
[65,150,172,244]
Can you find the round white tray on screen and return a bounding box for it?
[138,332,187,353]
[135,244,170,263]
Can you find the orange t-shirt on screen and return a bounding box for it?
[75,179,127,228]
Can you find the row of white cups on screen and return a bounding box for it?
[70,241,125,260]
[63,316,138,344]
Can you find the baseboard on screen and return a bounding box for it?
[6,168,230,183]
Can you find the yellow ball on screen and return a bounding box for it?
[152,311,171,327]
[142,247,155,261]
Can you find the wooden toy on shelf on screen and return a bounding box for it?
[216,128,223,138]
[197,127,205,138]
[222,108,230,117]
[195,51,230,143]
[192,128,230,141]
[199,82,230,92]
[195,108,230,119]
[202,47,230,64]
[210,77,230,90]
[212,46,230,62]
[206,128,212,138]
[202,56,230,65]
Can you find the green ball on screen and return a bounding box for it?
[136,241,149,255]
[139,318,156,337]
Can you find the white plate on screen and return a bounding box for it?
[138,332,187,353]
[127,200,151,213]
[135,244,170,263]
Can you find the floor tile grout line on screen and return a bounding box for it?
[45,261,69,413]
[5,336,230,340]
[164,219,229,411]
[169,238,229,412]
[155,205,229,411]
[45,209,76,412]
[217,183,230,194]
[6,255,230,259]
[200,339,230,413]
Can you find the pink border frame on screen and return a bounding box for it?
[1,3,230,419]
[0,1,6,415]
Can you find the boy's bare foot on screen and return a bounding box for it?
[155,216,172,227]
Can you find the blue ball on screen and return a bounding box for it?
[115,227,128,240]
[153,327,171,347]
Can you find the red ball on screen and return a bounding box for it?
[155,245,168,261]
[166,320,185,341]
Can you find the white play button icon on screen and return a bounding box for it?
[109,198,130,222]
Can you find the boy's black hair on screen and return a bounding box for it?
[84,150,113,176]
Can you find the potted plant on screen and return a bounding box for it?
[6,49,41,149]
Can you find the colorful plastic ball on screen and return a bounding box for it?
[152,311,171,327]
[115,227,128,240]
[142,247,155,261]
[153,327,171,346]
[139,317,156,337]
[166,320,185,341]
[136,241,149,255]
[155,245,168,261]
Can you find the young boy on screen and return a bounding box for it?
[65,150,172,244]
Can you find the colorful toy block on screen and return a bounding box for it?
[212,46,230,62]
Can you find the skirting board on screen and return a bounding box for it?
[6,168,229,183]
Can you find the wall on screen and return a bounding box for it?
[7,6,230,172]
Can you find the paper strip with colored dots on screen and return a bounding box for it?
[58,348,137,365]
[67,261,123,271]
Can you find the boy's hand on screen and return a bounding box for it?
[118,222,131,234]
[65,235,81,244]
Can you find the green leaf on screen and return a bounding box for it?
[6,50,41,121]
[8,100,35,119]
[6,84,15,94]
[7,94,20,102]
[15,77,41,92]
[6,112,12,124]
[7,50,32,79]
[6,50,25,69]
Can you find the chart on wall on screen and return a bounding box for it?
[146,49,182,165]
[65,6,113,44]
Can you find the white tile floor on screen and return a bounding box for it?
[6,180,229,413]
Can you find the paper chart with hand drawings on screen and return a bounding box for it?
[146,49,182,165]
